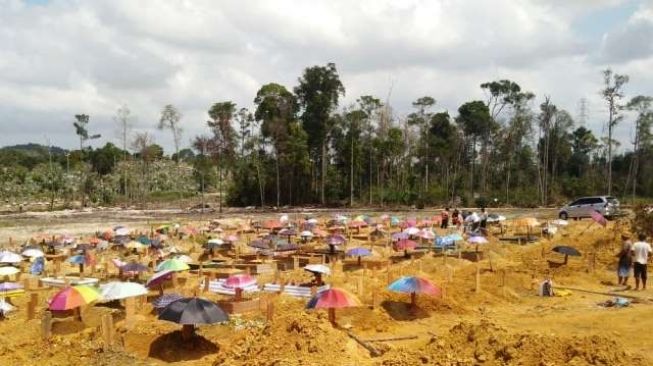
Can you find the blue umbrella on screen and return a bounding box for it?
[137,236,151,245]
[68,255,86,264]
[346,247,372,257]
[445,233,463,242]
[30,257,45,275]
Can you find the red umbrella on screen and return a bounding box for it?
[263,220,282,230]
[306,288,362,326]
[393,239,417,251]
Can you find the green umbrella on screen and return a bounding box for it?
[156,258,190,272]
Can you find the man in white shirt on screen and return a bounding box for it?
[631,233,652,291]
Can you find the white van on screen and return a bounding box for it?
[558,196,619,220]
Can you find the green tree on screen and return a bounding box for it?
[294,63,345,204]
[158,104,183,163]
[207,101,238,212]
[601,69,629,195]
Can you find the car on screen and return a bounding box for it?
[558,196,620,220]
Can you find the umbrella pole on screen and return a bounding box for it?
[357,256,361,266]
[159,284,164,296]
[564,254,568,265]
[328,308,336,326]
[181,324,194,341]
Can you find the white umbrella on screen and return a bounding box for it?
[208,238,224,246]
[280,214,289,223]
[174,255,193,264]
[22,249,45,258]
[0,299,15,313]
[304,264,331,275]
[115,227,130,236]
[307,218,319,224]
[0,251,22,264]
[99,281,148,301]
[300,230,314,238]
[403,227,421,236]
[551,219,569,226]
[0,267,19,276]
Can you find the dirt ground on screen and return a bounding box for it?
[0,209,650,366]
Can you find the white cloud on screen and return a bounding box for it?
[0,0,650,153]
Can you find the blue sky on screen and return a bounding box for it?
[1,0,652,152]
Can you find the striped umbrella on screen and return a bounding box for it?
[388,276,441,307]
[49,285,101,311]
[306,288,361,326]
[152,293,183,309]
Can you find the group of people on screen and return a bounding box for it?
[440,207,489,234]
[617,233,652,291]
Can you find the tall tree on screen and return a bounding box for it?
[254,83,299,207]
[294,63,345,204]
[456,101,492,198]
[158,105,183,163]
[73,114,101,151]
[207,101,238,213]
[601,69,629,195]
[357,95,383,204]
[625,95,653,200]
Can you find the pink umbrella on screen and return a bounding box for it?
[591,210,607,227]
[146,270,174,295]
[393,239,417,251]
[224,274,257,289]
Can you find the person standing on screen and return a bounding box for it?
[616,233,632,286]
[631,233,652,291]
[479,208,488,230]
[440,208,450,229]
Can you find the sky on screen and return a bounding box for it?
[1,0,652,153]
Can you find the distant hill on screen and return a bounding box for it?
[0,143,68,156]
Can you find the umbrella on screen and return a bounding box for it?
[146,270,173,288]
[306,288,361,326]
[300,230,314,239]
[388,276,441,307]
[158,297,229,340]
[114,227,130,236]
[278,228,297,236]
[68,255,87,264]
[0,282,23,292]
[391,232,409,241]
[403,227,421,236]
[156,258,190,272]
[174,255,193,264]
[225,235,239,243]
[304,264,331,275]
[346,247,372,257]
[100,282,148,301]
[207,238,225,249]
[591,210,607,227]
[263,220,282,230]
[152,293,183,309]
[419,229,436,240]
[325,235,346,246]
[75,243,93,251]
[552,245,581,256]
[552,245,581,265]
[393,239,417,251]
[137,235,151,245]
[446,233,464,242]
[467,236,488,244]
[551,219,569,226]
[348,220,367,229]
[249,240,270,250]
[49,285,101,311]
[126,241,147,250]
[30,257,45,275]
[224,274,257,289]
[121,262,149,273]
[0,251,22,264]
[0,267,19,276]
[22,249,44,258]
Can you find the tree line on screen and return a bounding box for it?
[1,63,652,210]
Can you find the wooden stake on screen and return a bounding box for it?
[41,311,52,340]
[101,314,114,351]
[475,264,481,293]
[27,293,38,320]
[266,301,274,322]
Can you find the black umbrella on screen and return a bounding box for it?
[159,297,229,340]
[552,245,581,264]
[121,262,149,273]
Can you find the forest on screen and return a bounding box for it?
[1,63,651,210]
